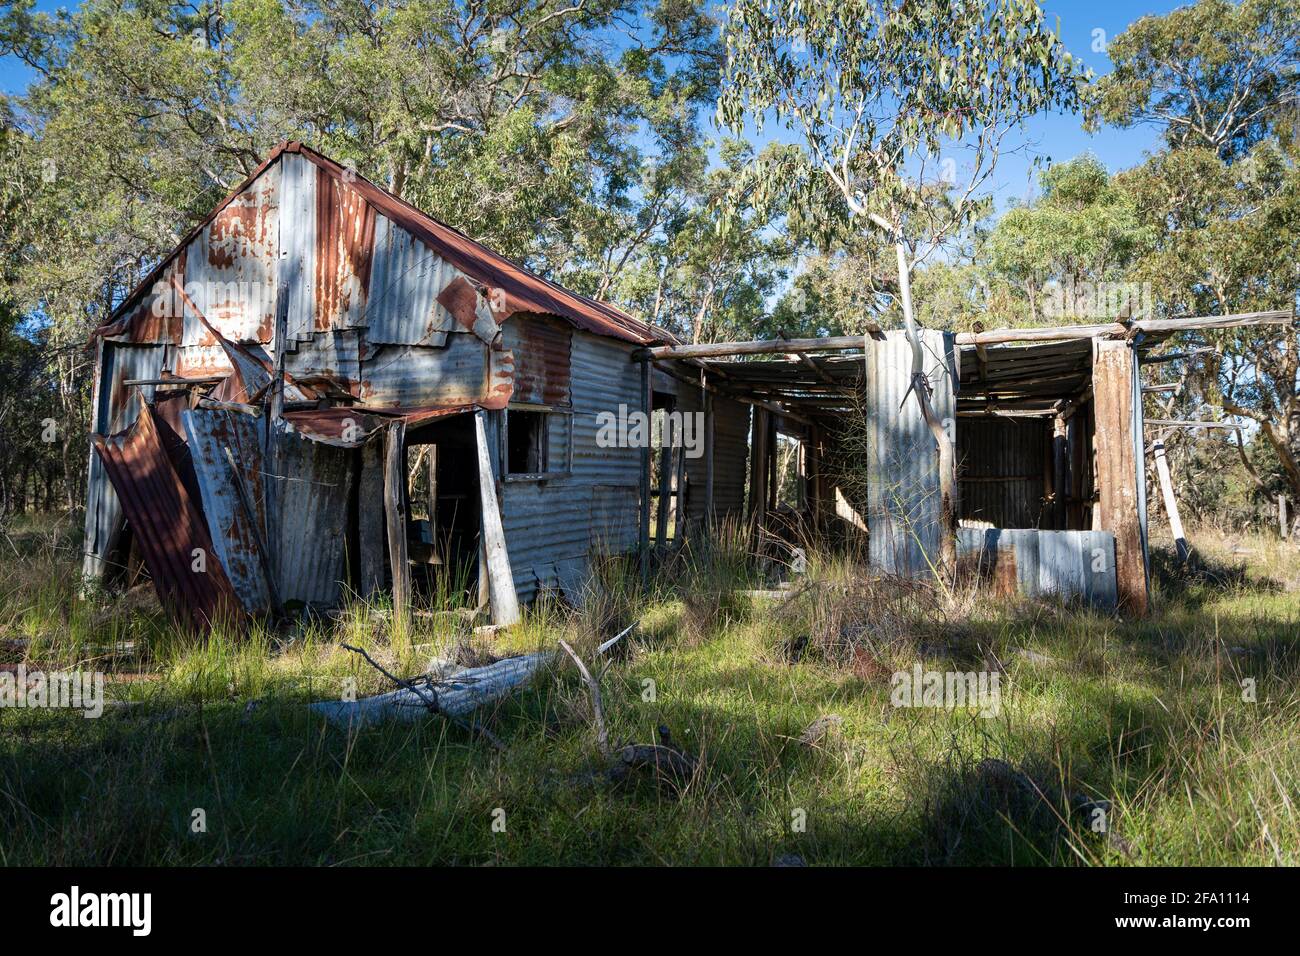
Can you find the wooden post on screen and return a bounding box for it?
[475,410,520,626]
[264,284,289,598]
[1052,414,1069,529]
[655,426,671,547]
[1280,494,1289,540]
[383,421,411,634]
[358,436,386,598]
[426,444,438,531]
[703,389,715,533]
[673,441,686,544]
[1092,339,1148,615]
[639,361,651,588]
[1152,435,1189,562]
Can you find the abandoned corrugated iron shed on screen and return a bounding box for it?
[82,142,1296,628]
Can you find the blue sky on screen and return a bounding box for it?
[1,0,1188,211]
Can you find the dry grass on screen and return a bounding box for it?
[1,512,1297,866]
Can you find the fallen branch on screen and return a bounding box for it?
[558,638,698,793]
[558,638,610,756]
[597,622,637,656]
[312,645,551,743]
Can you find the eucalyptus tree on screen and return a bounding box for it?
[716,0,1089,567]
[1090,0,1299,162]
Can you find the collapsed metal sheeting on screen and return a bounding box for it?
[183,406,272,614]
[82,341,168,581]
[92,404,242,630]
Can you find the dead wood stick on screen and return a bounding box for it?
[558,639,611,758]
[597,622,637,656]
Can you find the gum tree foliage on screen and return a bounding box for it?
[0,0,789,511]
[1096,0,1300,501]
[1089,0,1299,162]
[716,0,1088,566]
[981,154,1152,325]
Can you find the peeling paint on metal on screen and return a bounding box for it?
[183,407,272,613]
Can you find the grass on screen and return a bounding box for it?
[0,512,1297,866]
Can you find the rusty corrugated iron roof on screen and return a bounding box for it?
[96,141,670,347]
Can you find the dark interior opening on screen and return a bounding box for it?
[403,414,481,601]
[955,404,1097,531]
[507,409,547,475]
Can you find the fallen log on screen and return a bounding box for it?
[310,652,553,730]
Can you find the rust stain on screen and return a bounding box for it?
[207,193,272,269]
[510,316,571,406]
[92,404,242,632]
[991,545,1018,597]
[482,348,515,411]
[436,276,480,330]
[314,167,375,331]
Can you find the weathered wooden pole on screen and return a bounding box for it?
[1152,434,1189,562]
[1092,339,1149,615]
[384,420,411,635]
[474,410,520,626]
[639,361,651,588]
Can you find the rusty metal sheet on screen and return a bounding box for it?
[313,165,374,331]
[183,406,273,613]
[185,161,280,346]
[92,404,242,630]
[98,252,187,344]
[503,314,572,406]
[958,528,1117,610]
[282,404,473,447]
[358,333,512,409]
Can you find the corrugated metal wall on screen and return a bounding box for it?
[81,342,167,580]
[500,328,643,603]
[673,383,749,528]
[864,329,957,577]
[957,417,1048,529]
[958,527,1118,609]
[503,314,572,406]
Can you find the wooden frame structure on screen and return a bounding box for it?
[636,309,1296,614]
